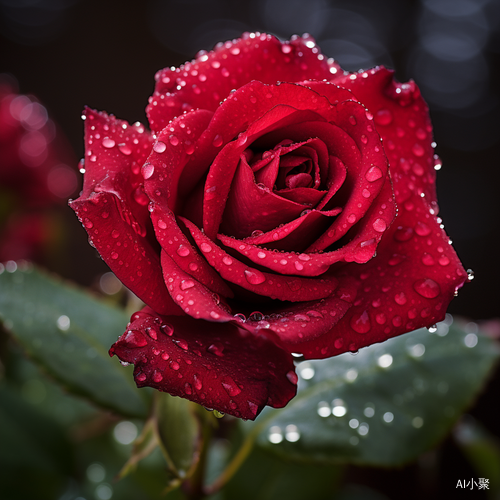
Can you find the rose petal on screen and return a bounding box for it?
[69,109,180,315]
[311,196,467,358]
[332,67,438,205]
[109,307,297,420]
[150,204,234,298]
[168,81,354,219]
[182,217,339,302]
[295,68,467,358]
[147,33,341,133]
[143,108,213,213]
[203,103,328,239]
[161,250,234,322]
[246,278,357,354]
[220,153,318,238]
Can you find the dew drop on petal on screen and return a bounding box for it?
[118,143,132,155]
[373,218,386,233]
[244,268,266,285]
[177,245,190,257]
[350,310,371,334]
[154,141,167,153]
[374,108,393,126]
[365,166,383,182]
[142,163,154,179]
[413,278,441,298]
[286,371,298,384]
[394,226,413,242]
[102,137,115,148]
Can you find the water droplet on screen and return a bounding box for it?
[374,108,393,126]
[212,134,223,147]
[180,280,195,290]
[413,278,440,298]
[154,141,167,153]
[345,369,358,382]
[347,214,357,224]
[170,361,180,370]
[412,416,424,428]
[350,310,371,334]
[268,426,283,444]
[213,410,225,418]
[57,315,70,331]
[317,401,331,417]
[464,333,478,348]
[169,135,179,146]
[394,292,407,305]
[123,329,148,347]
[394,226,413,242]
[118,143,132,155]
[298,363,315,380]
[358,423,369,436]
[84,219,93,229]
[200,242,212,253]
[377,354,393,368]
[102,137,115,148]
[222,379,241,397]
[372,218,386,233]
[360,134,368,145]
[422,253,435,266]
[349,418,359,429]
[415,222,431,236]
[364,404,375,418]
[176,245,190,257]
[467,269,474,281]
[152,370,163,383]
[286,371,298,384]
[244,268,266,285]
[285,424,300,442]
[383,412,394,423]
[207,342,224,357]
[412,143,424,157]
[349,115,357,125]
[427,324,438,333]
[365,166,383,182]
[142,163,154,179]
[332,398,347,417]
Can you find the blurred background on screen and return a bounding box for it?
[1,0,499,498]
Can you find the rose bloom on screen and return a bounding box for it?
[70,34,467,420]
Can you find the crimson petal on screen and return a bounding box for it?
[109,307,297,420]
[182,217,339,301]
[147,33,341,133]
[69,109,180,315]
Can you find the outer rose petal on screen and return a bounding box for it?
[292,68,467,359]
[69,109,180,315]
[109,307,297,420]
[147,33,341,132]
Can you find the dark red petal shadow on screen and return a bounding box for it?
[109,307,297,420]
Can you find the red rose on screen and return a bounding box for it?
[70,33,467,420]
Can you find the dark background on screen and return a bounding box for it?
[1,0,499,498]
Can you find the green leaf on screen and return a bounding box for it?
[222,446,342,500]
[155,393,201,479]
[0,264,148,418]
[454,416,500,496]
[252,318,500,466]
[0,383,73,499]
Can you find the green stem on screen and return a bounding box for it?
[182,408,213,500]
